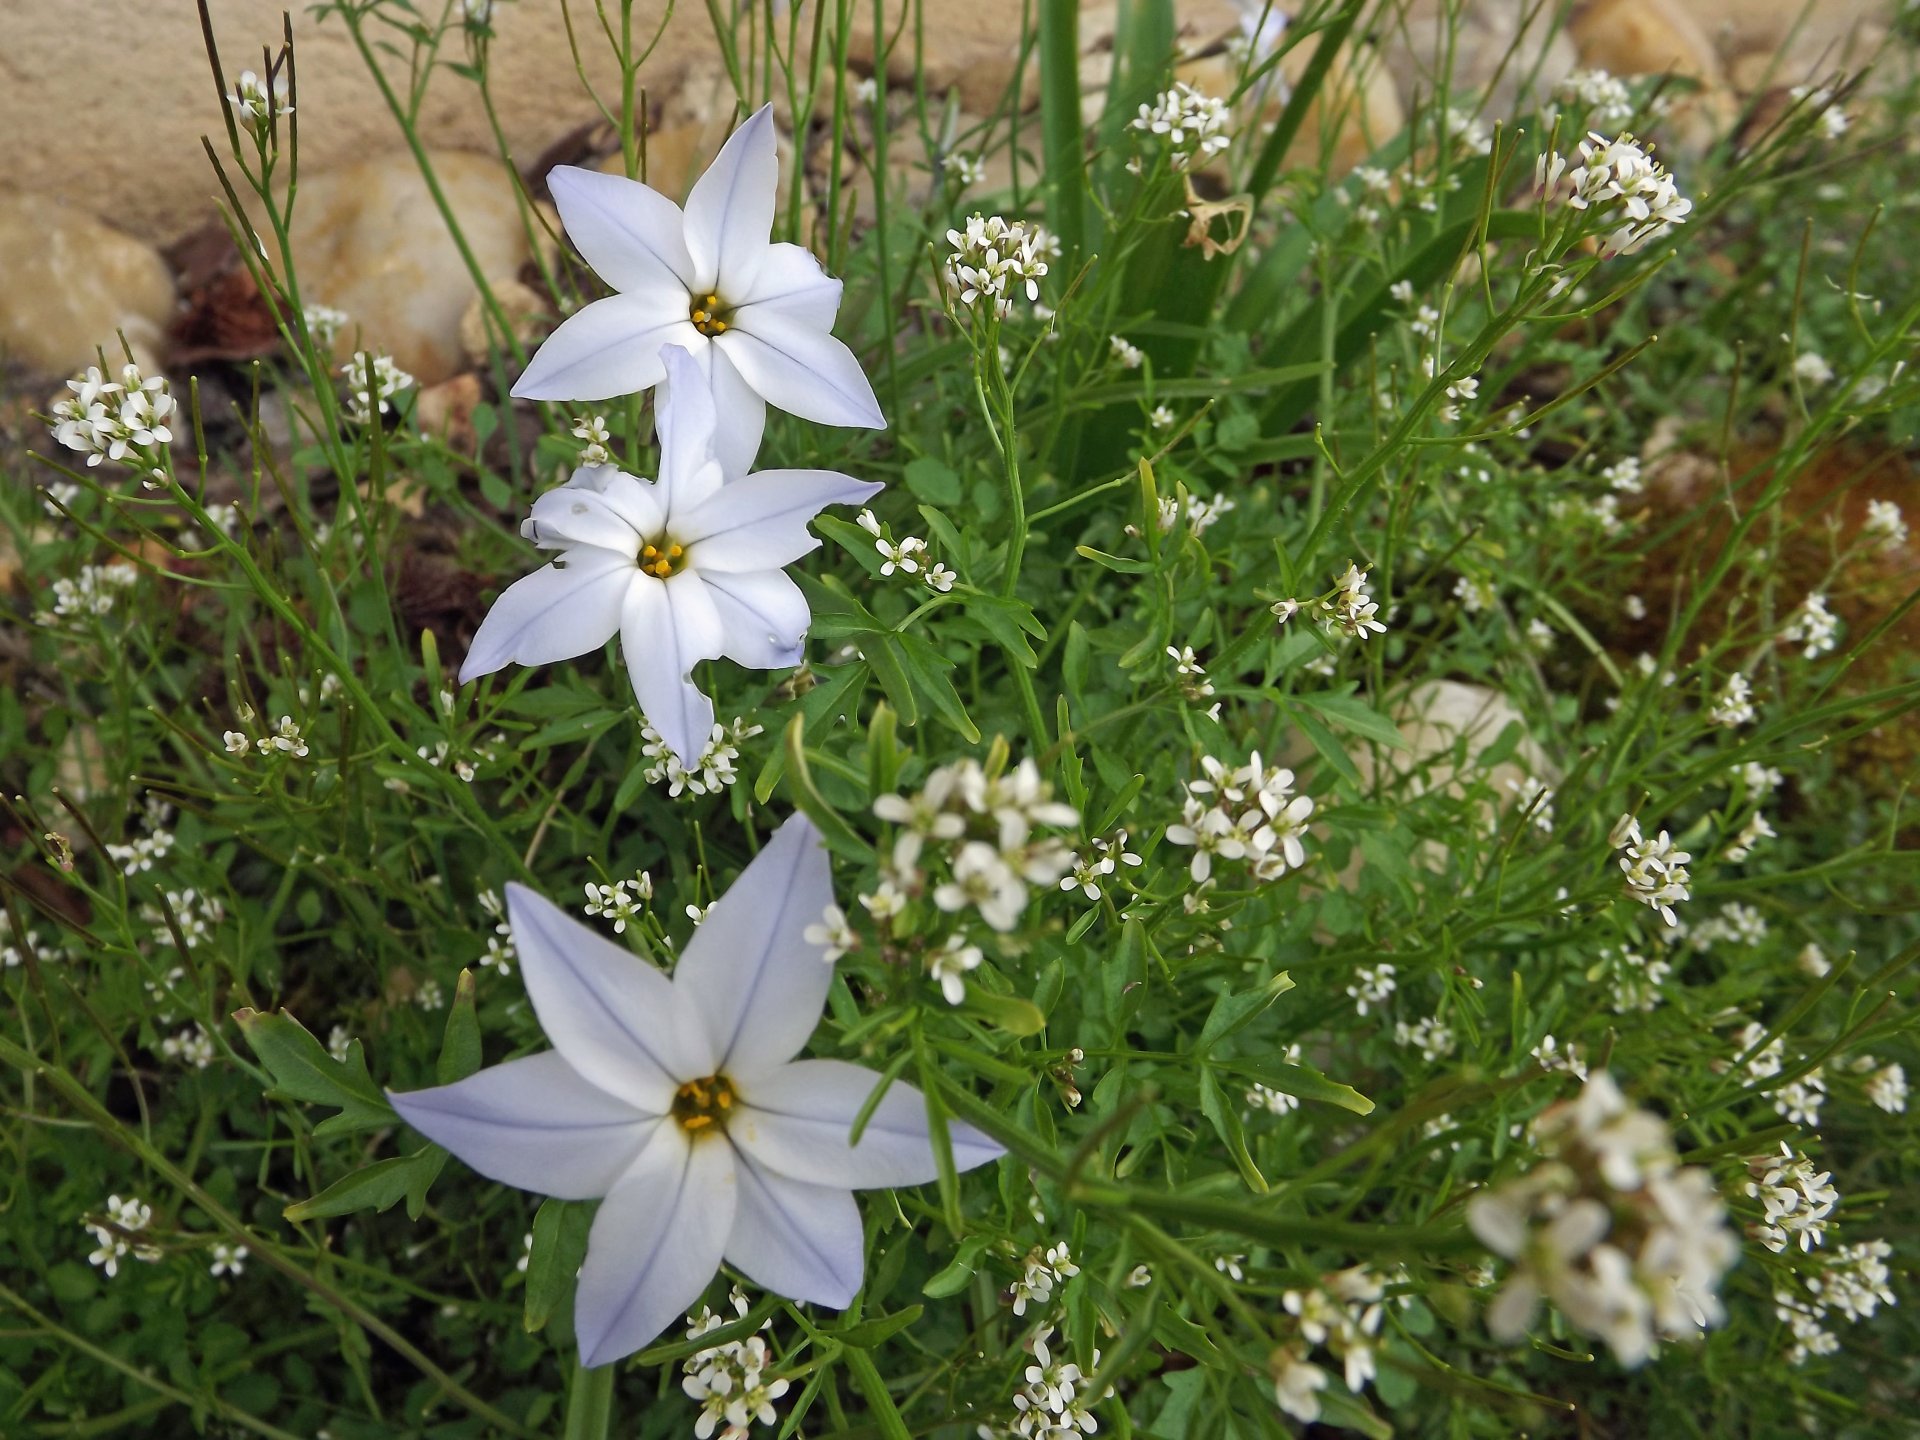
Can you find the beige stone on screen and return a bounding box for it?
[0,198,177,377]
[1674,0,1890,72]
[460,277,548,369]
[255,150,531,385]
[1568,0,1725,84]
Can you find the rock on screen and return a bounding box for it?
[414,372,484,454]
[261,150,531,386]
[1676,0,1888,77]
[0,196,177,378]
[460,277,548,369]
[1379,0,1580,121]
[1568,0,1724,86]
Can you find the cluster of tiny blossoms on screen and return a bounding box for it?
[1166,753,1314,887]
[1128,81,1232,171]
[640,717,763,797]
[1743,1141,1839,1255]
[48,364,176,485]
[856,509,954,592]
[1536,131,1692,257]
[1270,1266,1399,1424]
[1774,1239,1898,1366]
[340,350,415,423]
[83,1194,162,1278]
[1552,68,1636,130]
[944,216,1054,317]
[680,1289,790,1440]
[1468,1072,1739,1366]
[1612,814,1691,926]
[40,564,138,623]
[1273,561,1387,640]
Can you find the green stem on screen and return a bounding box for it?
[562,1357,616,1440]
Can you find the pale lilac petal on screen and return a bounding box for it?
[511,294,702,401]
[546,164,697,294]
[673,813,832,1077]
[678,469,884,571]
[734,242,843,328]
[655,345,721,502]
[709,344,766,483]
[506,883,714,1110]
[619,575,723,767]
[683,104,777,296]
[575,1128,736,1367]
[724,1147,864,1307]
[524,480,651,555]
[701,568,810,669]
[458,548,632,682]
[731,1058,1003,1188]
[716,308,885,431]
[389,1052,657,1200]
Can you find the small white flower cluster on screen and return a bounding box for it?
[1860,1057,1907,1114]
[1612,814,1692,926]
[1128,81,1232,171]
[1166,644,1214,702]
[1793,350,1834,388]
[949,153,987,190]
[640,717,763,797]
[1553,68,1636,130]
[341,350,415,423]
[1705,670,1756,727]
[1745,1142,1839,1254]
[995,1323,1105,1439]
[801,903,859,962]
[1536,131,1692,257]
[1691,901,1768,951]
[1507,775,1555,833]
[1347,962,1397,1016]
[48,363,177,484]
[1788,83,1849,141]
[1271,1266,1395,1423]
[160,1023,216,1069]
[1721,809,1775,863]
[477,887,516,975]
[1166,752,1315,885]
[1109,335,1144,370]
[1596,945,1671,1013]
[681,1288,790,1440]
[1394,1015,1455,1063]
[1531,1033,1590,1080]
[1246,1045,1304,1115]
[1600,455,1643,492]
[1440,106,1494,158]
[140,888,226,950]
[874,757,1078,935]
[1010,1242,1079,1316]
[42,564,139,622]
[1468,1072,1740,1367]
[1309,561,1388,640]
[1059,829,1142,902]
[84,1194,162,1278]
[416,737,480,783]
[1862,497,1907,551]
[1776,1237,1898,1366]
[572,413,613,466]
[856,509,954,592]
[209,1241,249,1277]
[304,304,349,348]
[1153,489,1236,538]
[583,871,654,933]
[1452,573,1496,613]
[943,215,1054,317]
[227,68,292,128]
[106,800,177,875]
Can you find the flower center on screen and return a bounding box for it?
[689,292,733,337]
[671,1074,737,1136]
[639,536,687,579]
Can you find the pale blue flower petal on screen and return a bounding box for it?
[674,813,833,1077]
[725,1147,864,1308]
[733,242,843,329]
[458,547,633,682]
[575,1127,736,1368]
[524,477,651,555]
[683,104,777,296]
[655,345,721,504]
[731,1058,1004,1188]
[546,164,697,295]
[678,470,884,572]
[708,344,766,483]
[716,307,885,431]
[700,567,810,669]
[389,1052,659,1200]
[506,883,714,1110]
[511,295,702,401]
[619,573,724,767]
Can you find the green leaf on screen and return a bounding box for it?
[1292,689,1409,750]
[1196,972,1296,1052]
[903,456,963,505]
[233,1008,395,1137]
[284,1146,445,1222]
[436,970,481,1085]
[834,1305,924,1348]
[960,592,1045,668]
[1197,1065,1268,1192]
[1226,1058,1375,1116]
[779,715,871,861]
[959,988,1047,1037]
[922,1236,991,1298]
[525,1197,594,1333]
[864,633,921,727]
[896,632,981,742]
[1074,544,1156,575]
[1291,705,1362,786]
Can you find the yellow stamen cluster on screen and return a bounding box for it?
[640,540,686,578]
[690,292,731,336]
[671,1074,737,1136]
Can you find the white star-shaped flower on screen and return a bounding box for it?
[512,105,885,479]
[461,345,881,767]
[389,815,1003,1368]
